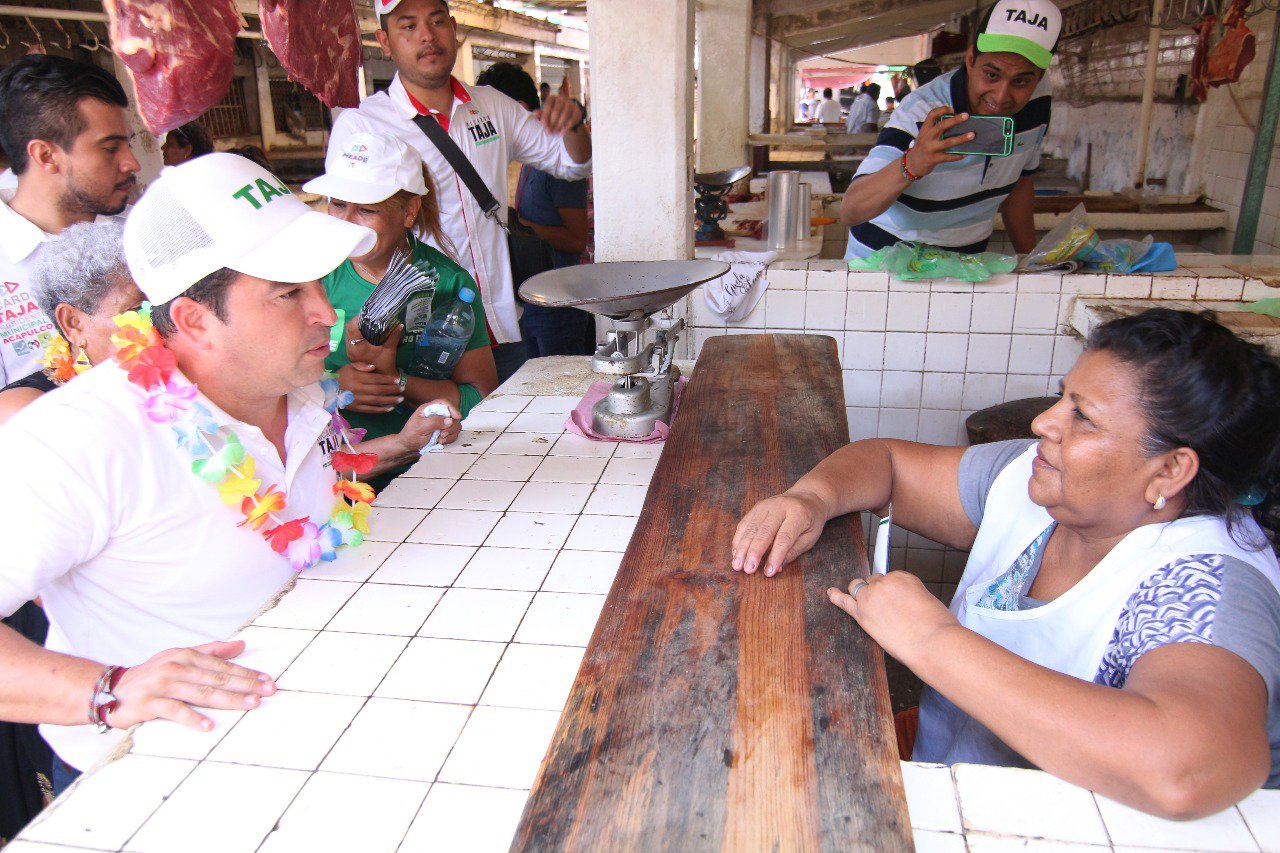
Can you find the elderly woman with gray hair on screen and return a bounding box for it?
[0,219,144,423]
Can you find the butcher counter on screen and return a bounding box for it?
[12,352,1280,853]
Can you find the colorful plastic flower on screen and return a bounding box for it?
[128,345,178,390]
[240,484,286,530]
[110,322,160,366]
[334,478,376,504]
[143,378,197,423]
[332,451,378,478]
[321,377,355,414]
[316,522,344,561]
[216,456,261,505]
[283,521,323,571]
[191,435,245,484]
[41,336,79,383]
[329,503,367,545]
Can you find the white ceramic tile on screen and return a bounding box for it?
[488,431,560,455]
[125,762,308,853]
[847,406,880,441]
[970,292,1016,333]
[543,549,624,594]
[522,394,584,415]
[901,762,962,833]
[1012,293,1061,332]
[923,334,968,373]
[1069,273,1108,296]
[510,480,594,514]
[1016,273,1064,293]
[419,587,534,641]
[912,829,969,853]
[917,409,961,446]
[252,579,359,629]
[1151,276,1197,300]
[485,511,577,549]
[1008,334,1055,375]
[1105,274,1153,298]
[1197,277,1246,300]
[967,334,1011,373]
[884,332,926,371]
[259,771,429,853]
[448,428,500,454]
[401,452,479,479]
[611,442,664,459]
[460,409,518,432]
[929,292,973,332]
[1052,336,1084,376]
[277,630,407,696]
[365,507,430,543]
[515,592,607,646]
[478,393,533,412]
[766,290,806,328]
[966,834,1107,851]
[954,763,1108,845]
[846,290,889,331]
[805,291,847,330]
[22,754,194,850]
[1095,793,1259,851]
[438,705,562,788]
[599,456,659,486]
[566,514,639,551]
[321,697,471,781]
[843,369,883,408]
[843,331,886,370]
[482,643,586,711]
[232,625,319,680]
[456,546,558,590]
[399,783,531,853]
[848,270,889,289]
[208,690,364,770]
[370,542,476,586]
[584,483,648,516]
[548,432,618,458]
[2,842,102,852]
[1239,787,1280,852]
[406,509,502,546]
[1006,373,1050,400]
[888,291,931,332]
[767,267,807,289]
[376,636,506,704]
[920,371,964,412]
[807,268,848,290]
[325,582,443,636]
[879,407,919,441]
[508,411,570,433]
[530,454,608,483]
[371,477,454,510]
[129,707,249,761]
[881,370,923,408]
[437,479,523,512]
[299,540,397,582]
[463,453,542,481]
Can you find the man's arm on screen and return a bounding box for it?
[999,174,1038,255]
[521,206,588,255]
[505,92,591,180]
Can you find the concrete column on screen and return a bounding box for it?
[586,0,695,261]
[253,44,278,152]
[456,39,476,85]
[695,0,751,173]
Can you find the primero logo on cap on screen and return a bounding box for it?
[232,178,292,210]
[1004,7,1052,29]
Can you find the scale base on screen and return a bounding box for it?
[589,371,679,438]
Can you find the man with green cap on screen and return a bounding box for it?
[840,0,1062,260]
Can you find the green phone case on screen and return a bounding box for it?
[944,115,1014,157]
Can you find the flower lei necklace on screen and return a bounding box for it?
[41,333,91,385]
[108,308,378,571]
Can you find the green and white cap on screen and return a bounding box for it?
[123,152,376,305]
[303,131,429,204]
[976,0,1062,70]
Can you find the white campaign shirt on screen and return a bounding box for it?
[814,98,843,123]
[0,361,340,771]
[331,75,592,344]
[0,190,57,385]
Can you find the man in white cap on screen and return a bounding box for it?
[840,0,1061,259]
[0,153,379,792]
[330,0,591,381]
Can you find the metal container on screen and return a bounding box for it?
[793,182,812,242]
[766,170,800,250]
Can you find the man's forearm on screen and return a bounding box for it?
[1001,176,1038,255]
[839,160,913,226]
[0,622,98,726]
[564,126,591,164]
[404,375,460,409]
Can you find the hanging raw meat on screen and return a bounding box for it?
[104,0,244,134]
[1206,0,1257,88]
[259,0,362,109]
[1188,13,1216,102]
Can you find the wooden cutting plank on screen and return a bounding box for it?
[512,334,912,852]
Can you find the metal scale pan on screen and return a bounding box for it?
[519,260,731,320]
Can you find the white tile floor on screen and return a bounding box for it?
[20,380,1280,852]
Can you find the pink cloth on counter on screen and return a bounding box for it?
[565,378,688,443]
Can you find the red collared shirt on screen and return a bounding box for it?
[404,76,471,132]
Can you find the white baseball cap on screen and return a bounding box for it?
[375,0,448,16]
[302,131,429,204]
[123,153,377,305]
[976,0,1062,70]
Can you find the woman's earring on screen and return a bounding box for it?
[1153,494,1166,511]
[72,344,92,373]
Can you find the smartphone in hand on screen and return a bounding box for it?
[919,114,1015,156]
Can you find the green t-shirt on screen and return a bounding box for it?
[323,239,491,440]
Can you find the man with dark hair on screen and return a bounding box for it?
[0,54,139,385]
[840,0,1060,259]
[539,80,551,105]
[814,87,843,123]
[161,120,215,166]
[845,82,882,134]
[331,0,591,382]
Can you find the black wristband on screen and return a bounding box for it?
[571,100,588,131]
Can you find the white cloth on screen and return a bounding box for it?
[844,93,881,134]
[0,190,57,385]
[0,169,15,191]
[814,98,843,123]
[0,362,339,770]
[703,250,777,322]
[331,75,592,344]
[957,445,1279,677]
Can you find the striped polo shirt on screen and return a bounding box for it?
[844,66,1051,259]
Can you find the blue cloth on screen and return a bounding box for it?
[1126,241,1177,273]
[516,166,588,270]
[51,756,80,797]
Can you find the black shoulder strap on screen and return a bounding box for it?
[411,113,508,233]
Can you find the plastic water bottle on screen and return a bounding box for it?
[410,289,475,379]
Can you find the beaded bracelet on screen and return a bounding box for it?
[900,153,922,182]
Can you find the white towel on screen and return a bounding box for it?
[703,250,778,323]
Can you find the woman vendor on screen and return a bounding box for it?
[304,131,498,450]
[732,308,1280,819]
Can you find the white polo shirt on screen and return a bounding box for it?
[0,361,340,771]
[0,190,57,385]
[331,75,591,344]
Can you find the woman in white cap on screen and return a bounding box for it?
[303,131,498,453]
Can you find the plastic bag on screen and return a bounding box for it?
[1021,203,1158,274]
[848,241,1017,282]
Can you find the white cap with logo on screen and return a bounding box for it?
[123,152,377,305]
[976,0,1062,70]
[302,131,429,205]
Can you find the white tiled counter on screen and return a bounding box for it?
[13,357,1280,852]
